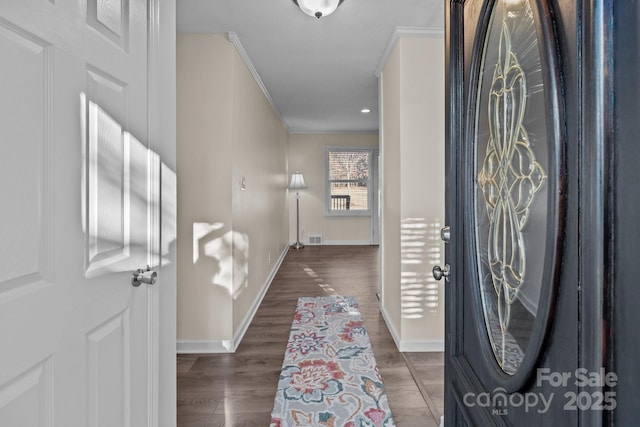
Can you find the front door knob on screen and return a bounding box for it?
[432,264,450,281]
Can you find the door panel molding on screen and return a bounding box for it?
[0,20,54,301]
[87,310,131,427]
[87,0,130,51]
[0,356,54,427]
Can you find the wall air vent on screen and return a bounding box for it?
[308,234,322,245]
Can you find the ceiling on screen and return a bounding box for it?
[177,0,444,133]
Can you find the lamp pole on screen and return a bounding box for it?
[289,171,307,250]
[294,191,304,249]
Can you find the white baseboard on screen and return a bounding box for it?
[177,244,289,354]
[176,340,234,354]
[399,339,444,352]
[232,244,289,348]
[379,305,445,352]
[321,240,372,245]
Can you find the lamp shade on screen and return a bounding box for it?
[293,0,344,19]
[288,172,307,190]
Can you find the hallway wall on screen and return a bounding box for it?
[380,35,446,351]
[177,34,289,352]
[176,32,445,353]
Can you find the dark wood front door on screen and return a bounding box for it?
[442,0,640,425]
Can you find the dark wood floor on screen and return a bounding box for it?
[177,245,444,426]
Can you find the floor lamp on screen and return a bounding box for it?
[289,171,307,250]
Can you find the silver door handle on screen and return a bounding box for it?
[432,264,450,281]
[132,265,157,287]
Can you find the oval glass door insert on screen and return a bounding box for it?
[474,0,550,375]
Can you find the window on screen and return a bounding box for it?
[326,148,372,216]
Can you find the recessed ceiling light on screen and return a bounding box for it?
[361,108,371,114]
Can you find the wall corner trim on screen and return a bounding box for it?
[226,31,290,131]
[374,26,445,77]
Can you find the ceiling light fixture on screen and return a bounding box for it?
[293,0,344,19]
[361,108,371,114]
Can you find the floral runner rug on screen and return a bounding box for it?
[270,296,396,427]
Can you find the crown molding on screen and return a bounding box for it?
[374,26,445,77]
[226,31,290,131]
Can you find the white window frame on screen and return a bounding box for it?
[325,147,373,217]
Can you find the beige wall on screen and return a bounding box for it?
[230,48,289,332]
[177,34,289,351]
[380,36,445,351]
[288,133,379,244]
[381,43,403,336]
[176,32,444,352]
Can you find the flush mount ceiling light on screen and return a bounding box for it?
[293,0,344,19]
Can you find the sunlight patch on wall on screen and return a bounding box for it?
[202,230,232,293]
[192,222,224,264]
[193,226,250,298]
[401,218,427,265]
[400,218,443,318]
[231,232,249,299]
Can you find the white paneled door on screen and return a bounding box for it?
[0,1,161,426]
